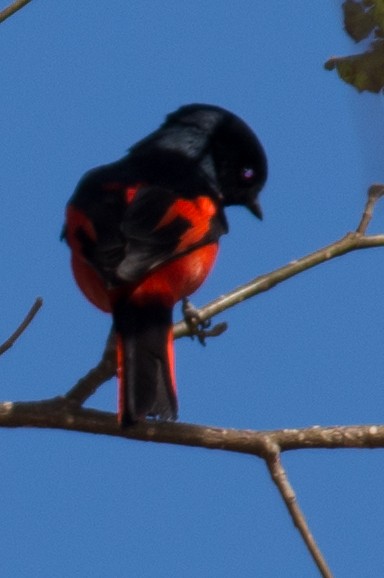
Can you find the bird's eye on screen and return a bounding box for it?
[240,167,256,183]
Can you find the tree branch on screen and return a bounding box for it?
[0,0,32,24]
[174,184,384,338]
[1,399,383,453]
[1,401,383,578]
[266,452,333,578]
[356,184,384,234]
[0,297,43,356]
[5,398,384,576]
[64,330,115,404]
[174,230,384,338]
[3,186,383,576]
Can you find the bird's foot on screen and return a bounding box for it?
[182,298,227,346]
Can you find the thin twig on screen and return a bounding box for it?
[266,451,333,578]
[174,230,384,338]
[64,330,116,405]
[0,0,32,23]
[356,184,384,234]
[174,184,384,337]
[0,297,43,356]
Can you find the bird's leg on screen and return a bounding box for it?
[182,297,227,345]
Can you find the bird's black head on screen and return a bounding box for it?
[131,104,267,218]
[161,104,267,219]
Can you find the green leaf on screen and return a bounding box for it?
[325,39,384,92]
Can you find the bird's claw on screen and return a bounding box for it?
[182,298,228,345]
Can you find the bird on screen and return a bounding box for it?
[63,103,267,426]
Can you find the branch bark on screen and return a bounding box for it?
[1,399,383,453]
[0,297,43,356]
[174,184,384,338]
[174,230,384,338]
[0,0,32,23]
[266,452,333,578]
[7,400,384,577]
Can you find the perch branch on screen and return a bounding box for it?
[174,230,384,338]
[0,400,383,452]
[0,404,382,577]
[174,182,384,338]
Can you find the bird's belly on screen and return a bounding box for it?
[130,243,219,307]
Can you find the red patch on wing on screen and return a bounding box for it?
[155,196,217,252]
[66,194,218,315]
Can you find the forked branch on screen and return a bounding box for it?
[3,185,384,578]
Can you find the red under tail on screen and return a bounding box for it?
[113,300,177,426]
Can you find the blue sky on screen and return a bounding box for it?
[2,2,384,576]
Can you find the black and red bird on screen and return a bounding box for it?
[63,104,267,425]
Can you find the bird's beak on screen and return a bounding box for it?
[247,199,263,220]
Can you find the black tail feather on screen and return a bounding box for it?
[113,299,178,425]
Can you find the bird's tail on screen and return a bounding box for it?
[113,299,178,426]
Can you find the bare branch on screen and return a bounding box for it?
[181,297,228,345]
[0,400,382,577]
[64,330,116,404]
[0,399,384,454]
[0,297,43,356]
[174,231,384,338]
[266,451,333,578]
[356,184,384,234]
[0,0,32,24]
[173,184,384,337]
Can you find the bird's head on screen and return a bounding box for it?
[161,104,267,219]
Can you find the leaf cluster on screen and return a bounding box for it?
[325,0,384,92]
